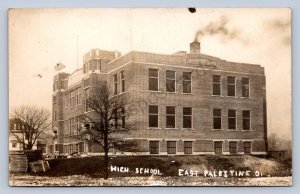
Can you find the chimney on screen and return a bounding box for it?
[190,41,200,54]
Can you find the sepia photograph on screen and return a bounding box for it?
[8,8,292,186]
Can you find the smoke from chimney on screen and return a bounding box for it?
[194,16,240,42]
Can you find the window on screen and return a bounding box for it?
[242,78,250,97]
[166,70,176,92]
[69,118,75,135]
[244,142,252,154]
[69,144,73,154]
[243,110,251,130]
[113,109,118,129]
[53,96,57,104]
[229,141,237,154]
[166,106,175,128]
[113,74,118,95]
[64,94,68,108]
[121,107,125,128]
[213,109,222,129]
[214,141,223,155]
[183,107,192,128]
[167,141,176,154]
[183,72,192,93]
[84,88,90,112]
[76,116,81,134]
[149,69,159,91]
[184,141,193,154]
[53,111,57,122]
[227,76,236,96]
[149,105,158,127]
[70,90,76,107]
[76,88,81,105]
[84,78,89,88]
[149,141,159,154]
[228,110,236,130]
[213,75,221,95]
[120,71,125,93]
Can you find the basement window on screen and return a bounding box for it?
[229,141,237,154]
[244,142,252,154]
[167,141,176,154]
[184,141,193,154]
[214,141,223,155]
[149,141,159,154]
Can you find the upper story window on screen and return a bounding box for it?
[228,109,236,130]
[166,70,176,92]
[84,88,90,112]
[64,94,68,108]
[113,74,118,95]
[76,88,81,105]
[183,107,192,128]
[120,71,125,93]
[53,96,57,104]
[69,90,76,108]
[53,111,57,121]
[213,109,222,129]
[242,110,251,130]
[166,106,176,128]
[227,76,236,97]
[213,75,221,96]
[242,78,250,97]
[69,118,75,135]
[149,105,158,128]
[182,72,192,93]
[149,69,159,91]
[121,107,125,128]
[84,78,90,88]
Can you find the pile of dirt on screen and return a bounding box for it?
[25,155,291,178]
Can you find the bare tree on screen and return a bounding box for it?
[10,105,51,150]
[79,84,138,179]
[268,133,279,151]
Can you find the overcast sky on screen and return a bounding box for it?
[9,8,291,139]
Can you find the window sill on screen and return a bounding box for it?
[148,90,161,93]
[181,93,192,95]
[147,127,162,130]
[182,128,195,130]
[165,128,178,130]
[226,129,238,131]
[212,129,222,131]
[165,92,176,94]
[241,129,253,132]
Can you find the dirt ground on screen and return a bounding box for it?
[9,174,292,186]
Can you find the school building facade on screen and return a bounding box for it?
[52,41,268,155]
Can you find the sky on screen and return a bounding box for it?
[9,8,291,140]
